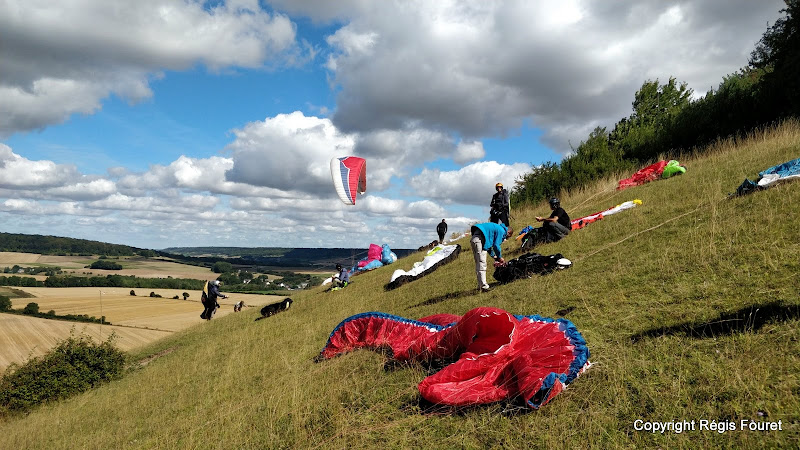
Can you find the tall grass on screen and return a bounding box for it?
[1,121,799,448]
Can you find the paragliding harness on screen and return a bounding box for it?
[493,252,571,284]
[200,289,220,320]
[519,228,552,250]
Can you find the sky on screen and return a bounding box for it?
[0,0,786,250]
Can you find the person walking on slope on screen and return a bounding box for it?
[201,280,228,320]
[436,219,448,244]
[490,183,510,227]
[470,221,512,292]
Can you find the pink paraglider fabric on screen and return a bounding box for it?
[357,244,384,268]
[317,307,590,409]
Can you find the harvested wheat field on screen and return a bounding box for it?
[2,287,284,372]
[11,287,280,330]
[0,314,170,372]
[0,252,43,265]
[23,254,96,269]
[68,258,220,280]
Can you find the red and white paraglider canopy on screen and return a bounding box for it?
[330,156,366,205]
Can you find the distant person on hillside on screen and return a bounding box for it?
[201,280,228,320]
[436,219,448,244]
[233,300,245,312]
[490,183,510,227]
[470,221,512,292]
[524,197,570,249]
[331,264,350,289]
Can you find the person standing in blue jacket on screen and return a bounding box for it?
[470,222,512,292]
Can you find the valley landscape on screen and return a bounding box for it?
[1,123,798,448]
[1,1,798,448]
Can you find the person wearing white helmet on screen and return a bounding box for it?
[201,279,229,320]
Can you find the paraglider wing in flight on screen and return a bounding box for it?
[330,156,367,205]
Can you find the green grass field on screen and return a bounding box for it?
[1,122,798,448]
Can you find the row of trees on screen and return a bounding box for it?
[3,265,62,276]
[0,232,148,256]
[1,274,206,289]
[0,297,107,324]
[89,260,123,270]
[43,275,204,290]
[512,1,800,207]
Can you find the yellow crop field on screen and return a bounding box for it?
[2,287,284,372]
[26,254,96,269]
[0,252,43,264]
[78,259,218,280]
[0,314,170,372]
[0,253,216,279]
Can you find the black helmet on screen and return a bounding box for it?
[549,197,560,207]
[336,264,342,270]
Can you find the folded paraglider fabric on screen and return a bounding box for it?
[316,307,590,409]
[386,245,460,290]
[569,199,642,230]
[618,160,685,190]
[352,243,396,273]
[732,157,800,197]
[661,160,687,178]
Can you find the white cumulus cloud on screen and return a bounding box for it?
[409,161,530,205]
[0,0,303,136]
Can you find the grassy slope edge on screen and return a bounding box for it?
[1,122,798,449]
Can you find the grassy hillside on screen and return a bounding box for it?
[1,122,799,448]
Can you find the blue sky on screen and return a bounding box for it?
[0,0,784,249]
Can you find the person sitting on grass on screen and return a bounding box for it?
[331,264,350,289]
[522,197,570,250]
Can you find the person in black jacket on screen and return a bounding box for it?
[201,280,228,320]
[489,183,510,227]
[528,197,570,246]
[436,219,448,243]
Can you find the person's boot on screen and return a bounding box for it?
[479,271,490,292]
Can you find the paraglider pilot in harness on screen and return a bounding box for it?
[470,222,512,292]
[331,264,350,288]
[522,197,570,249]
[490,183,510,227]
[436,219,448,244]
[201,280,228,320]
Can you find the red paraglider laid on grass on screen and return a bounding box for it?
[316,307,590,409]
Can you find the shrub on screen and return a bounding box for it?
[172,295,179,299]
[212,261,233,273]
[0,334,126,415]
[149,292,162,298]
[130,290,136,296]
[182,292,189,300]
[217,272,239,285]
[22,302,39,315]
[90,260,122,270]
[0,295,11,311]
